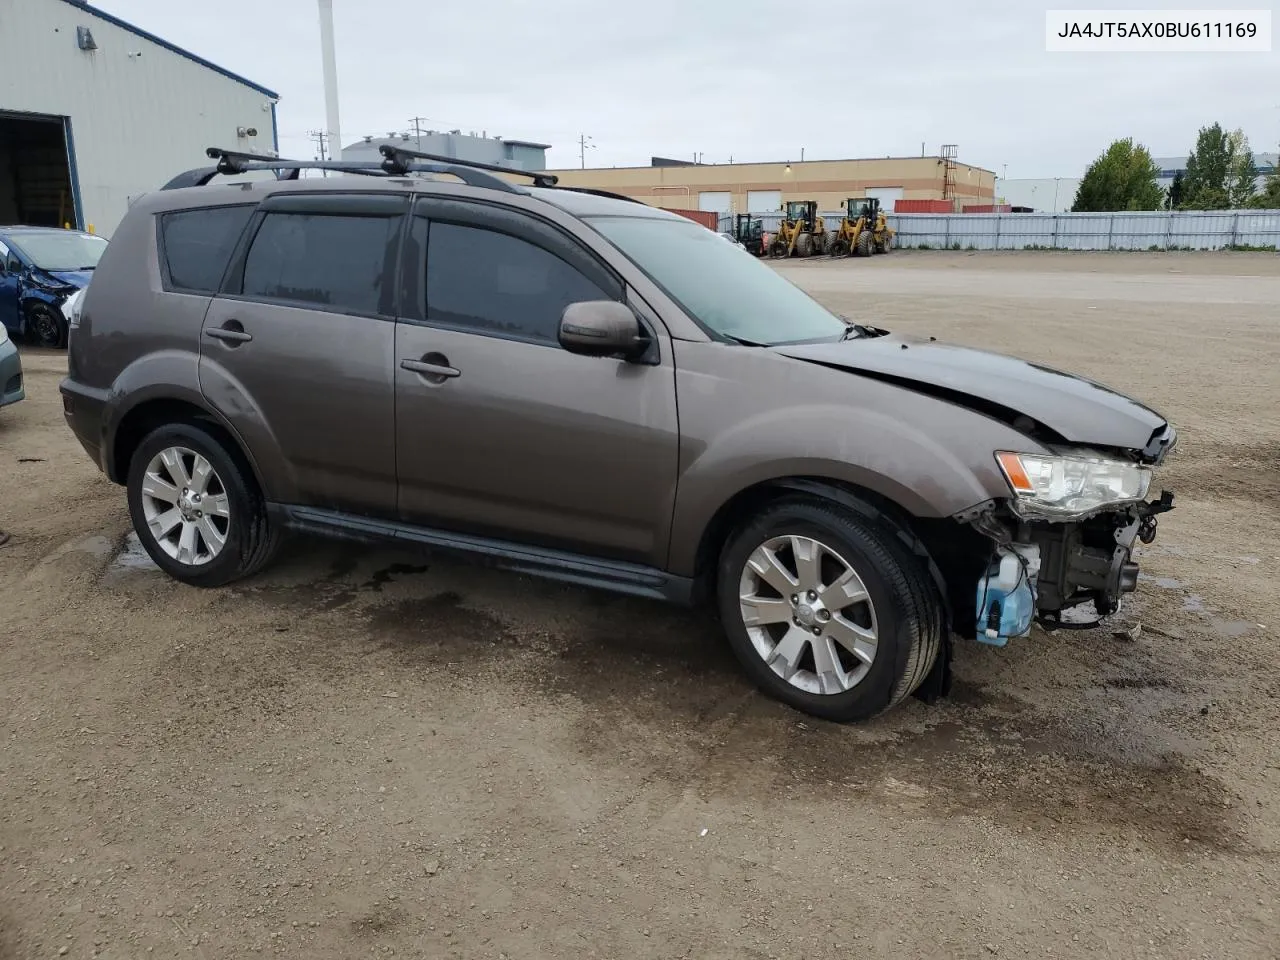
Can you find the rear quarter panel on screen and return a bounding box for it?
[67,188,282,496]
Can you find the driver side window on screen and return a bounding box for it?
[425,221,613,345]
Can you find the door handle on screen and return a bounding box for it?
[400,358,460,379]
[205,325,253,344]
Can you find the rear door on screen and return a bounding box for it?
[392,196,680,566]
[199,192,406,516]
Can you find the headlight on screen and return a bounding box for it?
[62,288,85,329]
[996,451,1152,520]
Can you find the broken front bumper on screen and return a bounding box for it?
[969,490,1175,641]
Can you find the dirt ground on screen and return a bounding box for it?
[2,251,1278,959]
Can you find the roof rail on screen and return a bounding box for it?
[553,186,647,206]
[379,144,559,187]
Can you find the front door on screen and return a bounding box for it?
[199,193,406,517]
[0,240,19,335]
[393,198,680,567]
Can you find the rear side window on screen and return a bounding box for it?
[159,205,254,294]
[241,212,398,316]
[426,222,612,344]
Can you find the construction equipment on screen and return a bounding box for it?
[731,214,766,256]
[828,198,896,258]
[769,201,827,258]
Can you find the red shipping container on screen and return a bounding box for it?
[668,208,720,230]
[893,199,956,213]
[962,204,1012,213]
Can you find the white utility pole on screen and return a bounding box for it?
[317,0,342,162]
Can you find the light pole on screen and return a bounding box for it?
[1053,177,1062,212]
[317,0,342,162]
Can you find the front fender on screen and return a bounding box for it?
[666,402,1030,576]
[17,288,67,332]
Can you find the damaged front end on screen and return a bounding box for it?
[960,430,1177,645]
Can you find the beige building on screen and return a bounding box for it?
[539,155,996,214]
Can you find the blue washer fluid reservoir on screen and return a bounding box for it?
[974,544,1041,647]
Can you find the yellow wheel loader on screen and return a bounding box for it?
[768,201,827,257]
[828,198,896,258]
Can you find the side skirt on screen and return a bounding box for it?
[268,504,696,605]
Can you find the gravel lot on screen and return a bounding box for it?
[2,251,1278,959]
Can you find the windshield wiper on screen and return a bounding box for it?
[840,321,889,341]
[721,333,768,347]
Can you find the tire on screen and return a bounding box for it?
[795,233,813,257]
[126,421,280,588]
[25,302,66,349]
[829,238,850,258]
[716,497,942,723]
[769,240,788,258]
[855,231,874,257]
[882,234,894,253]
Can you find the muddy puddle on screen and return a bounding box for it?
[94,537,1248,857]
[362,584,1244,857]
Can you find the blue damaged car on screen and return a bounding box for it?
[0,226,107,349]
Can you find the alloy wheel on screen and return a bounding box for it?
[738,534,879,696]
[140,446,231,565]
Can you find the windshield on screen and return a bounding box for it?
[587,216,846,345]
[10,232,108,271]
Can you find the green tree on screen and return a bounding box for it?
[1165,170,1184,210]
[1227,130,1258,208]
[1181,123,1233,209]
[1071,138,1164,212]
[1252,168,1280,209]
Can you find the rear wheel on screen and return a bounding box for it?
[126,421,280,588]
[716,498,942,722]
[795,233,813,257]
[25,302,65,349]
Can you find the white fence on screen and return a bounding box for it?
[716,209,1280,251]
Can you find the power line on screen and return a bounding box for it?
[408,116,429,151]
[308,130,330,177]
[578,133,596,169]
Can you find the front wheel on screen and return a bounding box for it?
[25,303,66,349]
[716,498,942,722]
[126,421,280,588]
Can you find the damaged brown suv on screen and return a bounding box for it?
[60,146,1176,722]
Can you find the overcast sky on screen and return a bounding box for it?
[94,0,1278,175]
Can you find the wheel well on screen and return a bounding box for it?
[110,398,259,492]
[691,476,982,631]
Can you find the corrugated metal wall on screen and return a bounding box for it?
[716,210,1280,251]
[1,0,278,236]
[887,211,1280,251]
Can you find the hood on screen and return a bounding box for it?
[45,270,93,288]
[777,333,1172,456]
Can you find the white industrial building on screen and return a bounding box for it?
[342,132,550,172]
[0,0,279,237]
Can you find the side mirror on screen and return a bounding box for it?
[558,300,648,360]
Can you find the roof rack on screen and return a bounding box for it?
[161,146,533,194]
[377,144,559,187]
[160,149,648,212]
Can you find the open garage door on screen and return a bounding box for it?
[0,112,78,228]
